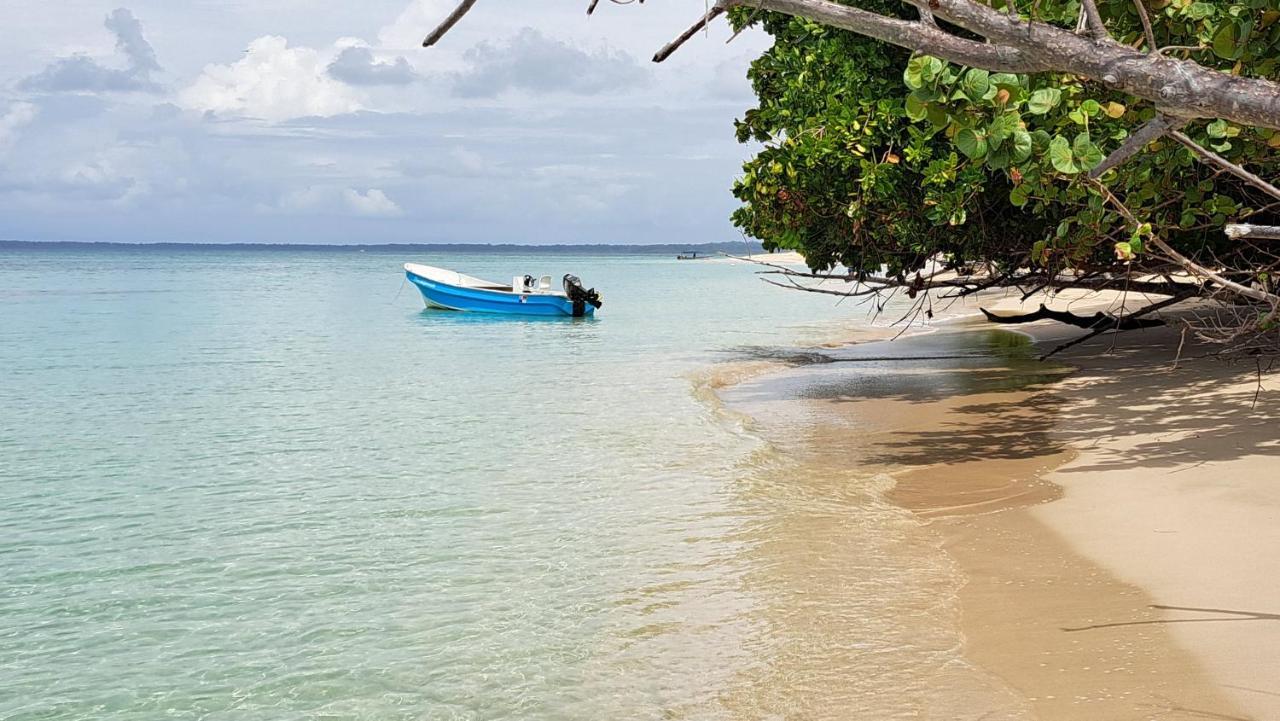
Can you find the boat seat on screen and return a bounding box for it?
[538,275,552,290]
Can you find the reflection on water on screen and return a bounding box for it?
[715,328,1064,720]
[1,246,1052,720]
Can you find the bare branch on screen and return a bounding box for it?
[707,0,1280,128]
[653,7,726,63]
[1092,180,1280,305]
[1225,224,1280,241]
[1131,0,1156,51]
[1169,130,1280,203]
[707,0,1044,72]
[1079,0,1108,39]
[418,0,1280,128]
[1088,114,1184,179]
[587,0,601,15]
[423,0,479,47]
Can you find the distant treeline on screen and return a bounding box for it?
[0,240,766,255]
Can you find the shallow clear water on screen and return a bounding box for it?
[0,247,1021,720]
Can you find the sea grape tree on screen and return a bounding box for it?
[422,0,1280,353]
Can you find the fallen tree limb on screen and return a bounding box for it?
[980,303,1167,330]
[1036,293,1194,358]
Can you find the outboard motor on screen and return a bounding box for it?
[563,274,603,317]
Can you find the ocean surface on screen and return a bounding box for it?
[0,246,1022,720]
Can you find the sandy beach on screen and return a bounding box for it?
[723,300,1278,719]
[886,316,1279,718]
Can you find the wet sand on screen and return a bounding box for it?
[722,318,1268,719]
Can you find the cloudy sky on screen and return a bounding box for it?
[0,1,771,244]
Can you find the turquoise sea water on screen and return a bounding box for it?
[0,247,1029,720]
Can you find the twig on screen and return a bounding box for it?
[1079,0,1108,39]
[1170,130,1280,203]
[1253,356,1263,410]
[1130,0,1156,50]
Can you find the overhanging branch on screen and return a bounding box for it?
[422,0,479,47]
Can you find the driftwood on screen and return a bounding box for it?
[980,303,1166,331]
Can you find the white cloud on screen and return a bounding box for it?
[266,185,403,217]
[344,187,402,215]
[179,36,361,121]
[0,102,38,152]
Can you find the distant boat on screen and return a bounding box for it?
[404,263,602,317]
[676,251,706,260]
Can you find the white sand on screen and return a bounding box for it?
[1039,329,1280,719]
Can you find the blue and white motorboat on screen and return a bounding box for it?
[404,263,603,317]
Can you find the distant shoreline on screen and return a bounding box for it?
[0,239,769,255]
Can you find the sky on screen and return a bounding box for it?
[0,1,772,244]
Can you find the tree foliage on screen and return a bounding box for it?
[730,0,1280,339]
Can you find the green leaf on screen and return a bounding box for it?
[1186,2,1215,20]
[961,69,990,103]
[988,145,1011,170]
[988,113,1020,143]
[1010,183,1030,208]
[1213,21,1242,60]
[1049,135,1078,174]
[1081,99,1101,117]
[1073,132,1104,171]
[903,56,927,90]
[926,103,950,128]
[1030,129,1053,153]
[1027,88,1062,115]
[1207,119,1229,138]
[905,93,929,122]
[955,128,988,160]
[990,73,1021,91]
[1011,129,1033,163]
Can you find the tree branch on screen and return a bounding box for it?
[423,0,479,47]
[420,0,1280,128]
[1088,114,1184,179]
[1092,180,1280,305]
[1079,0,1108,39]
[1169,130,1280,203]
[706,0,1280,129]
[653,7,726,63]
[1225,224,1280,241]
[702,0,1043,72]
[1131,0,1156,51]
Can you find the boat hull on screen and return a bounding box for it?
[406,268,595,316]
